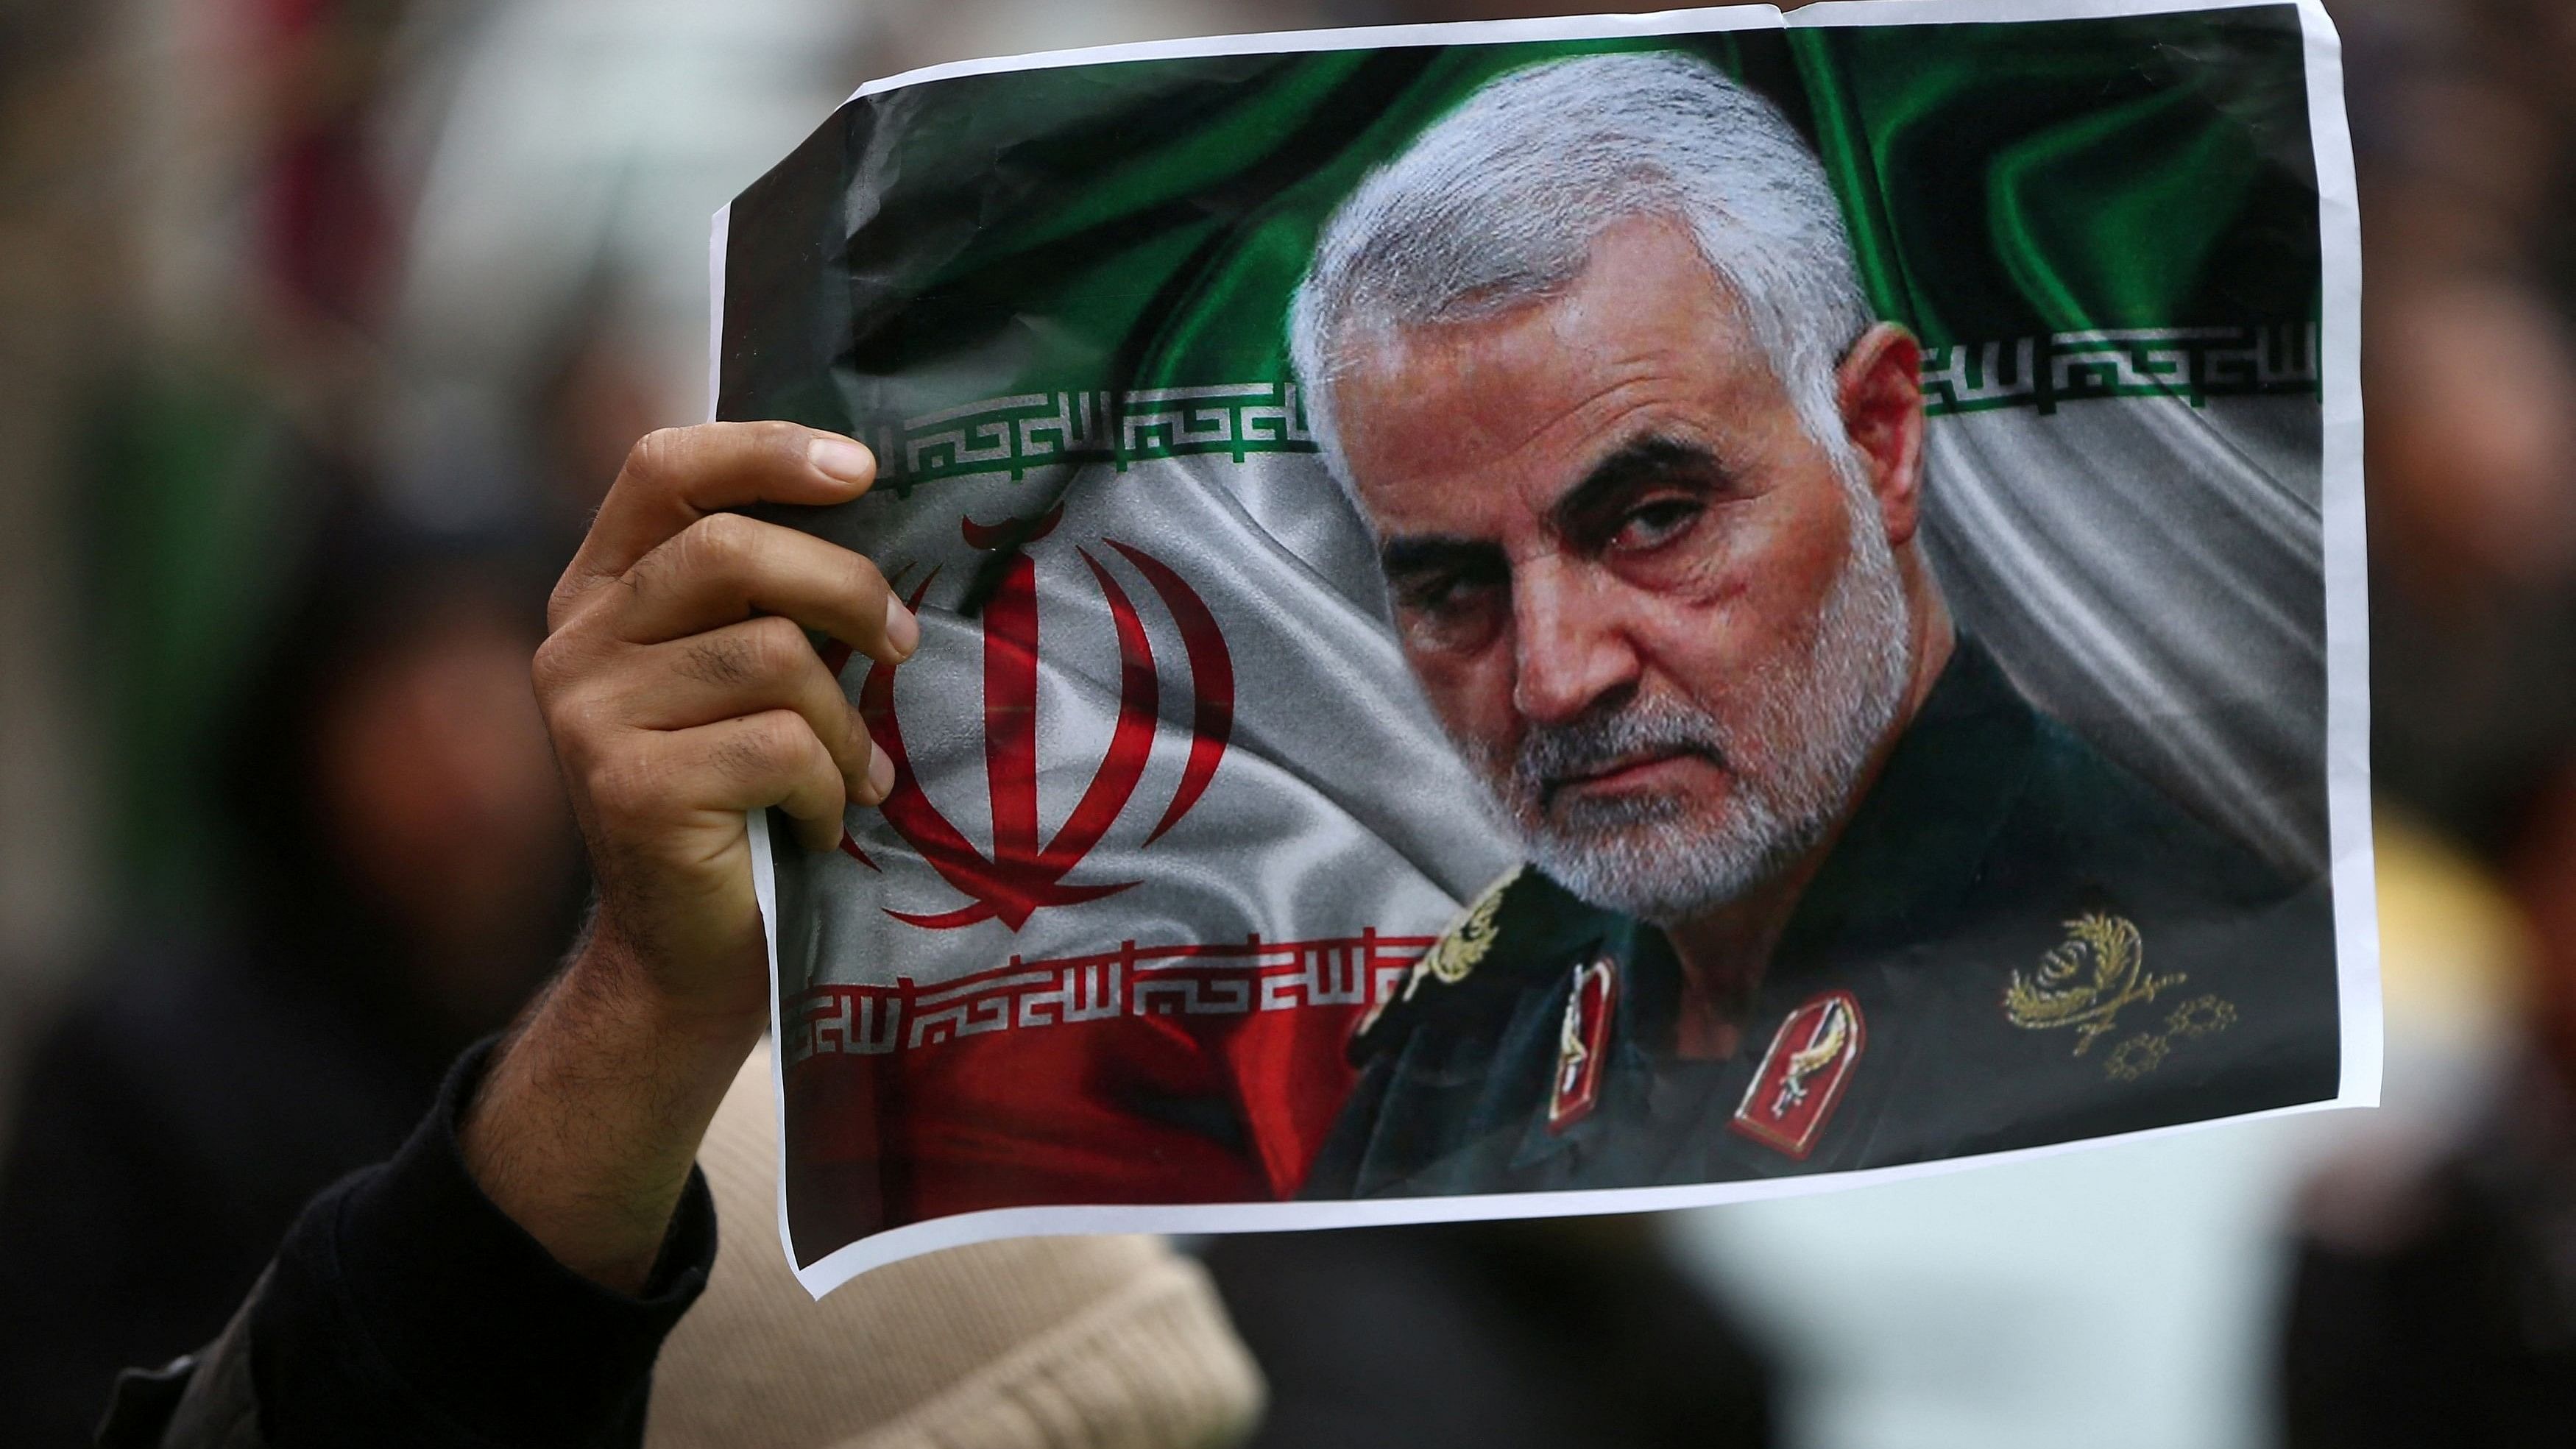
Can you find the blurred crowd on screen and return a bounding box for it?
[1,0,2574,1445]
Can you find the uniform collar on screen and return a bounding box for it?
[1772,634,2038,966]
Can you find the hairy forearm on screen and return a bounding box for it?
[472,420,894,1294]
[459,928,764,1293]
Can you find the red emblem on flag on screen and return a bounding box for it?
[821,503,1236,932]
[1547,956,1619,1133]
[1729,991,1865,1160]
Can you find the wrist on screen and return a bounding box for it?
[459,935,762,1292]
[575,900,774,1047]
[565,921,771,1058]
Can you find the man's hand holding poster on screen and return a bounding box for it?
[713,0,2374,1292]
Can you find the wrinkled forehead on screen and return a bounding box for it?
[1329,203,1735,364]
[1328,216,1786,528]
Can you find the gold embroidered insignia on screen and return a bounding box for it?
[1357,868,1522,1038]
[2104,1032,2169,1081]
[1777,1004,1855,1110]
[2094,993,2240,1082]
[2165,994,2237,1039]
[2003,913,2182,1055]
[1408,866,1520,997]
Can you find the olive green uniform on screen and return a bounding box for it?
[1303,640,2342,1200]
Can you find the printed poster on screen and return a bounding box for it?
[712,0,2377,1293]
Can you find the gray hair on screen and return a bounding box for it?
[1288,52,1877,502]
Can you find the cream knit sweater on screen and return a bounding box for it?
[645,1046,1266,1449]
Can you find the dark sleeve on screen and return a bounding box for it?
[0,1011,230,1448]
[96,1040,718,1449]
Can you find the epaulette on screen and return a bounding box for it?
[1351,865,1524,1054]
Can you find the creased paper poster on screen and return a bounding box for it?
[715,0,2374,1292]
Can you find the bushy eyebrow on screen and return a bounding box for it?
[1380,533,1502,582]
[1548,433,1730,544]
[1376,433,1728,584]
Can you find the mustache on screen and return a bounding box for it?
[1511,695,1730,808]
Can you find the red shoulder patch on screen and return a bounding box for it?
[1546,956,1619,1133]
[1728,992,1866,1160]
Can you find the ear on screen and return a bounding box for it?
[1835,323,1927,548]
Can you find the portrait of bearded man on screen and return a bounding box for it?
[1290,52,2342,1198]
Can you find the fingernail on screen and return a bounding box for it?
[808,436,874,485]
[885,595,920,656]
[866,745,896,801]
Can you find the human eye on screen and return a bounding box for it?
[1393,567,1507,653]
[1606,495,1704,554]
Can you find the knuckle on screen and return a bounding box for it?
[846,550,889,603]
[802,746,847,801]
[719,711,806,782]
[754,418,810,462]
[547,567,620,634]
[624,426,689,487]
[746,615,813,680]
[544,685,614,752]
[530,632,583,698]
[678,511,759,575]
[545,574,584,628]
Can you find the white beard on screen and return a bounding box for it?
[1459,450,1914,923]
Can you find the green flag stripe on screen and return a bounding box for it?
[720,8,2318,441]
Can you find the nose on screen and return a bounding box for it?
[1510,556,1641,726]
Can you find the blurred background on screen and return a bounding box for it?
[2,0,2572,1444]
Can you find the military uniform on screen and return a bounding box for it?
[1303,639,2342,1200]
